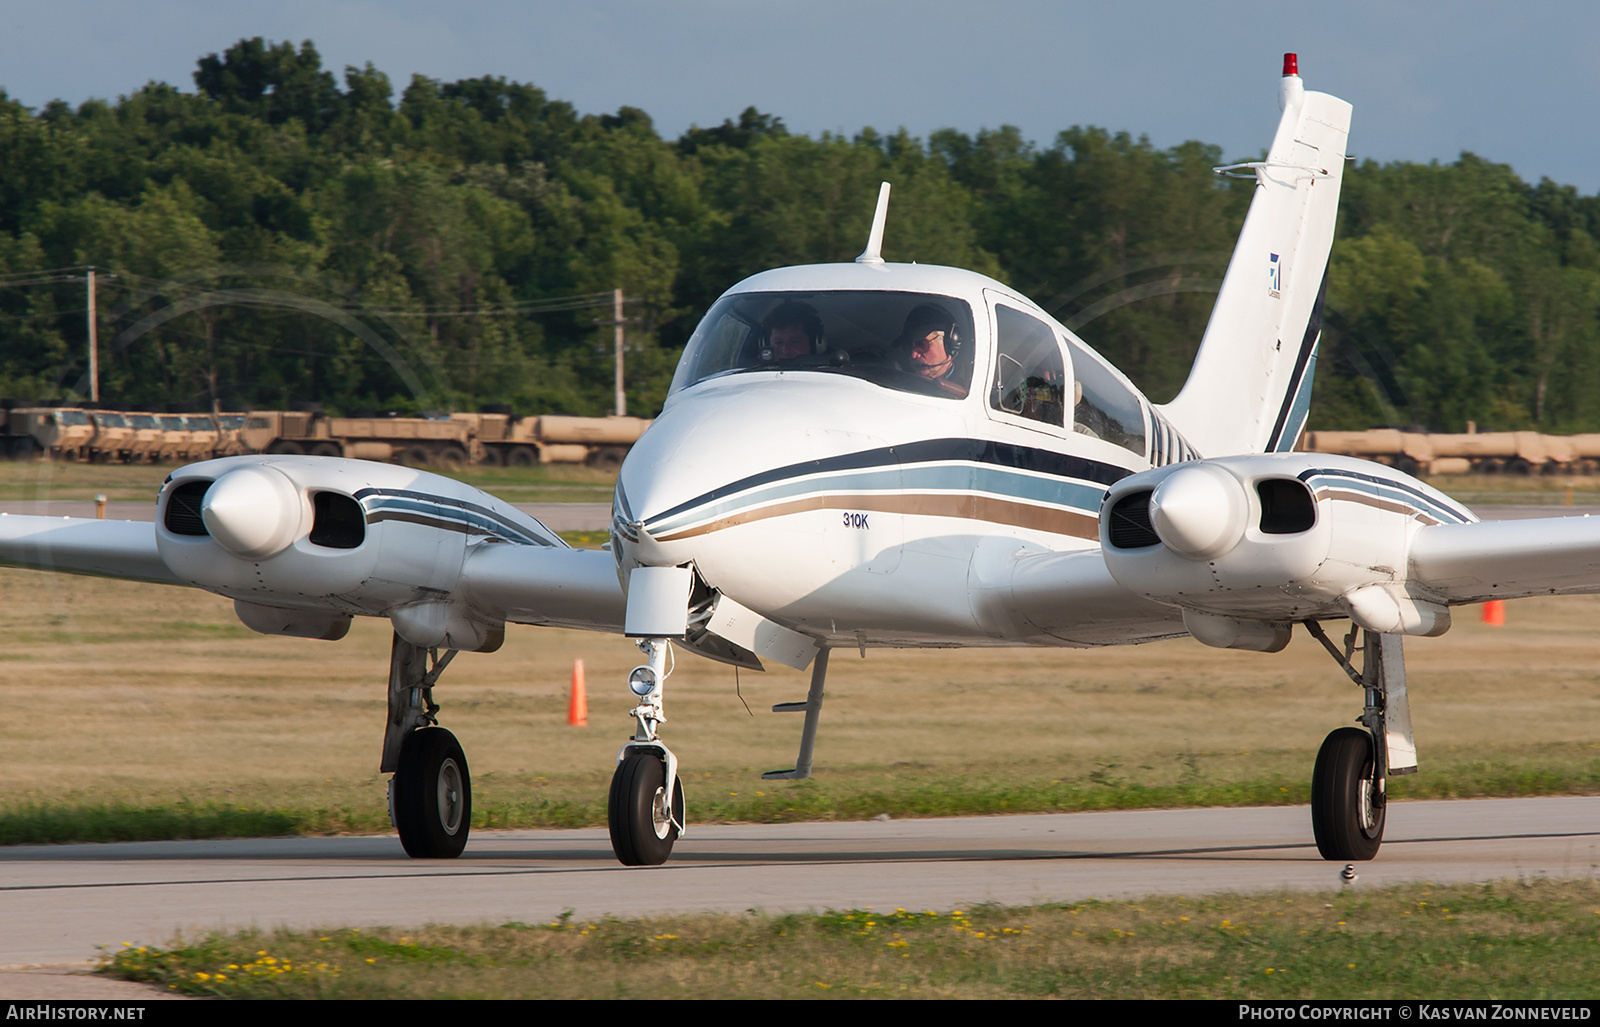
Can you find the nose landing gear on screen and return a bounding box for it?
[608,637,686,866]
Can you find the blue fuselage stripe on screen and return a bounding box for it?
[645,461,1112,535]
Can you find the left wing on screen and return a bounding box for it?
[1408,515,1600,603]
[1095,451,1600,650]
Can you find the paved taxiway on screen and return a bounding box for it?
[4,796,1597,968]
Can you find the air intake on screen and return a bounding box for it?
[1256,478,1316,534]
[163,480,212,536]
[309,492,366,549]
[1107,490,1160,549]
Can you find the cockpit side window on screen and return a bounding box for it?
[669,291,977,400]
[990,304,1067,429]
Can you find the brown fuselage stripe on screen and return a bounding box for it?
[652,492,1100,542]
[1313,487,1442,525]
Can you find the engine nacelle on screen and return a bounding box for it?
[1100,453,1467,648]
[154,455,557,651]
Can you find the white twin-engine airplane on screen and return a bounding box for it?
[6,56,1596,867]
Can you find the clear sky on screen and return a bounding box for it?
[3,0,1597,193]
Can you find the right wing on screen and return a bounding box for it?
[0,514,179,583]
[462,542,625,632]
[0,456,627,646]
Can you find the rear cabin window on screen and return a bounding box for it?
[1062,336,1147,456]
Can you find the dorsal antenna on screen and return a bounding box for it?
[855,181,891,265]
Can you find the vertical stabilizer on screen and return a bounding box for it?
[1158,54,1351,456]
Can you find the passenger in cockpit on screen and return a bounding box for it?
[760,302,825,362]
[895,304,968,397]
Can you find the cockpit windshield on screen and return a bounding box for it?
[669,291,977,400]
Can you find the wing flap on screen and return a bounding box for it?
[1409,515,1600,603]
[0,515,179,583]
[462,543,625,632]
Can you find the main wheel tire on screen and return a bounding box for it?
[1311,727,1384,861]
[393,727,472,858]
[507,446,537,468]
[267,441,304,456]
[608,753,684,866]
[309,442,341,458]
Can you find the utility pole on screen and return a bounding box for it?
[613,287,625,417]
[86,267,99,403]
[593,289,636,417]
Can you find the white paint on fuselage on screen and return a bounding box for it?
[613,261,1174,648]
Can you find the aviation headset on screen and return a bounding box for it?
[897,303,962,368]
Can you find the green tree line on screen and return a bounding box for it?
[1,37,1596,430]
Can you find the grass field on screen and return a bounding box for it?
[101,879,1600,998]
[3,558,1599,843]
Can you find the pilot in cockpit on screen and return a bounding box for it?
[894,304,968,398]
[759,302,825,362]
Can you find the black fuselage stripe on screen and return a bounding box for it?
[353,487,559,546]
[645,438,1135,528]
[1294,467,1474,523]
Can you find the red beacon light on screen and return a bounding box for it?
[1283,53,1299,77]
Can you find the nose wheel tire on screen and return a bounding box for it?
[608,753,684,866]
[393,727,472,858]
[1311,726,1384,861]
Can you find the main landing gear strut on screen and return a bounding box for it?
[382,632,471,858]
[1302,622,1416,862]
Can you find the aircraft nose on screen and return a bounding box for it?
[613,380,842,563]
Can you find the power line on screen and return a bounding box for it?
[0,267,629,318]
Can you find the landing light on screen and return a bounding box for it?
[628,665,658,697]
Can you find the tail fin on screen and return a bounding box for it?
[1159,54,1351,457]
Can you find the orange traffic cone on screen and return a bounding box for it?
[567,659,588,726]
[1481,600,1505,627]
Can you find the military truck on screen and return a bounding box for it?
[87,411,137,463]
[239,411,482,469]
[3,406,97,461]
[450,412,650,467]
[1304,429,1600,475]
